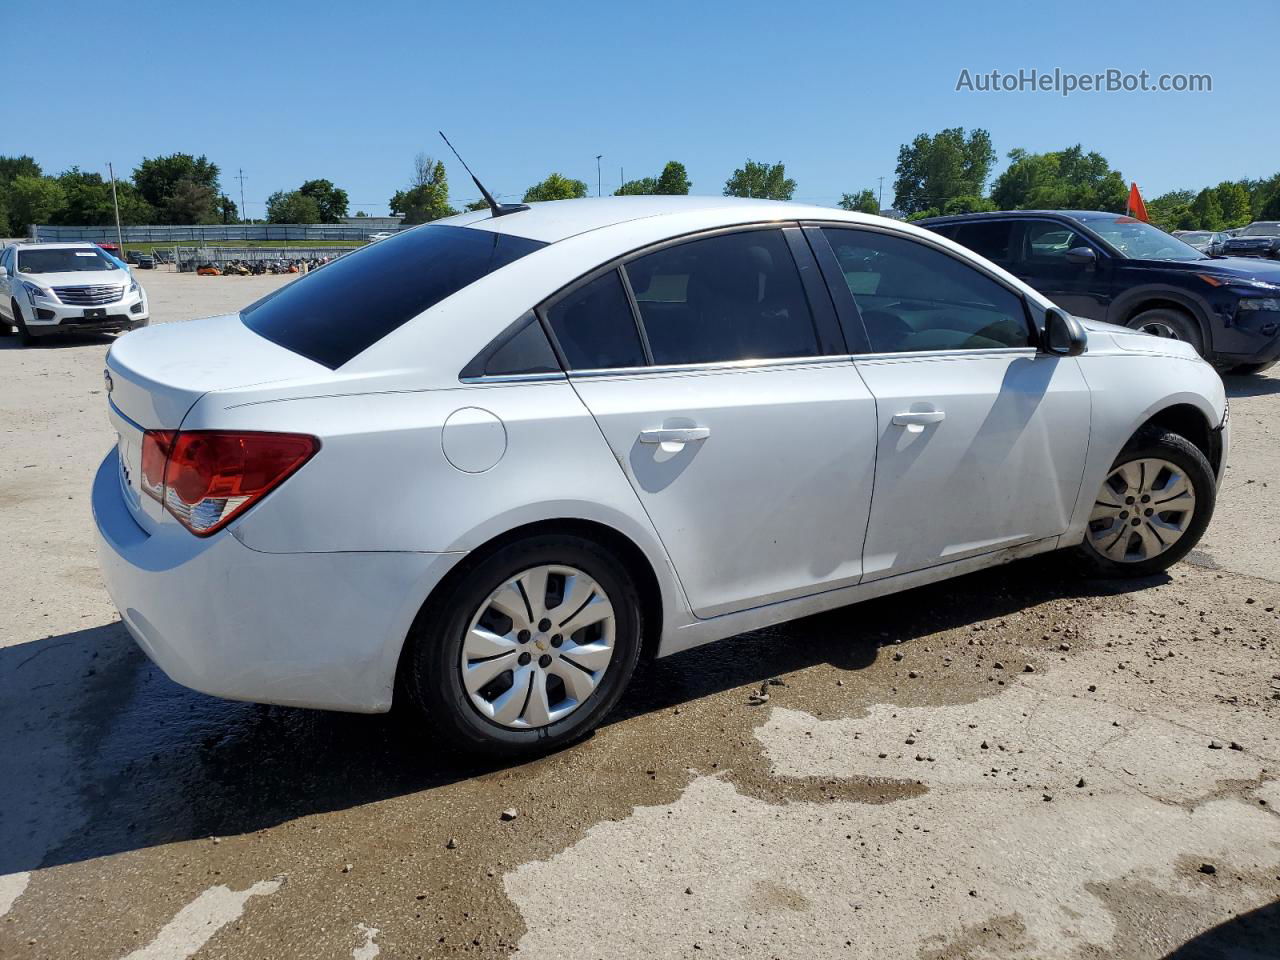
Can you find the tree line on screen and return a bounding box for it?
[5,140,1279,234]
[886,126,1280,229]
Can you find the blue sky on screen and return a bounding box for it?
[10,0,1279,215]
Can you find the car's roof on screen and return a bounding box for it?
[14,241,112,250]
[438,195,874,244]
[919,209,1135,226]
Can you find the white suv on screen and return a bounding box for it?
[0,242,149,344]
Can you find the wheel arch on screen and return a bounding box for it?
[1113,287,1215,354]
[1131,402,1222,475]
[393,517,669,704]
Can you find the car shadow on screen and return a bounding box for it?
[1161,899,1280,958]
[0,331,117,351]
[1222,372,1280,398]
[0,556,1161,880]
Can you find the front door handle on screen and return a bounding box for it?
[892,410,946,428]
[639,426,711,445]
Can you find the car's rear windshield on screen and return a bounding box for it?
[18,248,118,273]
[241,224,547,369]
[1241,223,1280,237]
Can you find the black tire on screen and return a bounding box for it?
[1125,307,1204,358]
[1076,427,1216,578]
[1227,360,1277,375]
[11,300,36,346]
[399,533,644,757]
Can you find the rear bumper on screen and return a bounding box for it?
[92,449,463,712]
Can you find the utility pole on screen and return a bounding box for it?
[877,176,884,212]
[595,155,603,197]
[236,168,248,224]
[107,162,124,255]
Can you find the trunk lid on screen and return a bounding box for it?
[104,313,329,531]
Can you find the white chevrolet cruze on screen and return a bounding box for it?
[0,242,149,344]
[94,197,1228,754]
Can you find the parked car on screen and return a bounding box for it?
[136,254,155,270]
[1173,230,1228,256]
[1222,221,1280,260]
[367,232,394,242]
[921,210,1280,374]
[95,197,1227,755]
[0,242,149,345]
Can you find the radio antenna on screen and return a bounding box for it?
[439,131,529,218]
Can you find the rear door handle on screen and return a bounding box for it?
[639,427,711,445]
[892,410,946,427]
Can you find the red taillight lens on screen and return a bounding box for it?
[140,429,319,536]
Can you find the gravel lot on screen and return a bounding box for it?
[1,268,1277,959]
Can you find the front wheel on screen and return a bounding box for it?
[1125,308,1204,358]
[1078,428,1216,577]
[11,300,36,346]
[1227,360,1277,376]
[399,534,643,756]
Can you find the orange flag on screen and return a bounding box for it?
[1127,182,1149,222]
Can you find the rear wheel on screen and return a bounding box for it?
[1078,428,1215,577]
[1125,307,1204,358]
[400,534,643,756]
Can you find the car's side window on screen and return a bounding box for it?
[1019,220,1094,265]
[952,220,1014,266]
[460,311,562,379]
[544,268,647,370]
[821,227,1032,354]
[623,228,822,366]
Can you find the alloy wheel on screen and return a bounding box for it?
[460,564,616,729]
[1087,458,1197,563]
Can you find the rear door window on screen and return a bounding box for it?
[544,269,648,370]
[241,224,546,369]
[623,228,822,365]
[952,221,1014,266]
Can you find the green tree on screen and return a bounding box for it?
[838,189,879,214]
[1214,181,1252,228]
[1145,190,1197,231]
[655,161,691,195]
[132,153,221,224]
[0,155,41,184]
[893,128,995,215]
[943,195,996,215]
[1190,188,1224,230]
[266,190,322,223]
[217,194,239,224]
[0,193,8,235]
[1260,187,1280,221]
[464,199,491,212]
[8,175,65,230]
[723,160,795,200]
[390,155,456,223]
[298,178,348,223]
[989,145,1125,212]
[524,173,589,202]
[615,177,658,196]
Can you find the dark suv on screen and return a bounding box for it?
[920,210,1280,373]
[1223,221,1280,260]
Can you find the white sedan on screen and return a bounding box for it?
[93,196,1227,755]
[0,242,149,344]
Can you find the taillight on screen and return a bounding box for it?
[140,430,319,536]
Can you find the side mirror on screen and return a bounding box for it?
[1064,246,1097,267]
[1043,307,1087,357]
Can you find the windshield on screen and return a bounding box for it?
[1241,223,1280,237]
[242,223,547,369]
[17,248,119,273]
[1180,232,1210,241]
[1086,218,1206,261]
